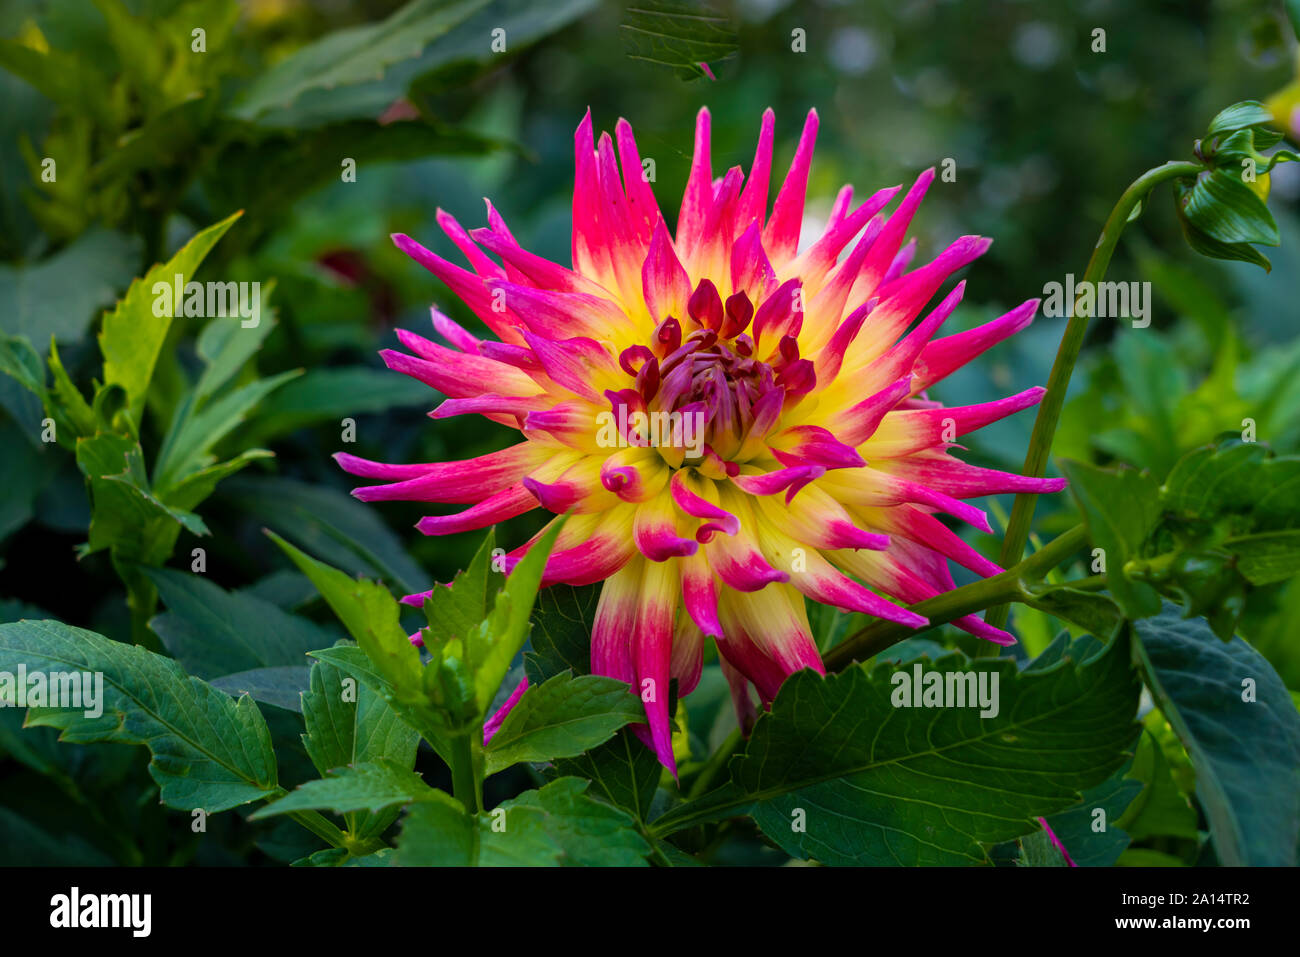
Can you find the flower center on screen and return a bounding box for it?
[616,280,816,466]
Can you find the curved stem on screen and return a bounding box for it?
[983,160,1203,639]
[687,728,743,800]
[825,525,1087,671]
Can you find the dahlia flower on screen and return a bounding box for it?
[337,107,1064,773]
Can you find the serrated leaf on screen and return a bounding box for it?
[1229,530,1300,584]
[161,448,272,513]
[654,635,1141,865]
[251,759,436,820]
[193,314,276,402]
[523,583,600,682]
[239,0,597,128]
[1162,442,1300,528]
[99,213,241,422]
[423,530,502,648]
[267,532,422,701]
[227,476,424,595]
[76,432,207,561]
[484,673,643,775]
[394,777,650,866]
[552,727,662,823]
[231,0,492,121]
[1060,459,1163,619]
[1132,606,1300,865]
[473,516,567,710]
[0,229,139,349]
[620,0,737,79]
[1025,765,1142,866]
[301,657,419,838]
[153,368,300,493]
[146,566,332,680]
[301,659,419,776]
[210,666,312,713]
[241,366,430,442]
[0,619,278,811]
[1115,730,1198,843]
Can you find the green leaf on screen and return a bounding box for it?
[193,312,277,403]
[1132,606,1300,865]
[0,419,57,545]
[1175,205,1272,271]
[473,515,567,710]
[226,476,424,595]
[238,0,598,128]
[241,366,430,442]
[271,536,450,758]
[1230,530,1300,585]
[0,807,114,866]
[0,619,278,811]
[210,666,312,713]
[484,672,643,775]
[1162,442,1300,529]
[498,776,651,865]
[0,333,45,397]
[422,530,502,648]
[251,759,436,820]
[76,432,207,561]
[152,368,300,493]
[1025,766,1142,867]
[301,658,419,838]
[1205,100,1277,136]
[301,659,419,776]
[654,635,1141,865]
[552,727,662,823]
[1178,170,1279,247]
[231,0,492,122]
[206,121,504,236]
[523,582,600,682]
[1022,583,1123,638]
[98,213,241,422]
[0,229,139,350]
[267,532,421,699]
[394,777,650,866]
[1060,459,1163,619]
[146,566,333,679]
[161,448,272,513]
[1115,730,1198,843]
[619,0,738,80]
[0,38,116,125]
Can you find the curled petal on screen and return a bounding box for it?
[415,483,539,535]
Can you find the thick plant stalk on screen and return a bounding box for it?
[450,734,482,815]
[981,160,1204,641]
[826,524,1088,669]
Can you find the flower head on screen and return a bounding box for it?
[338,107,1064,772]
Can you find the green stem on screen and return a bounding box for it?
[824,525,1087,670]
[450,733,481,815]
[983,160,1203,639]
[287,811,348,848]
[687,728,743,800]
